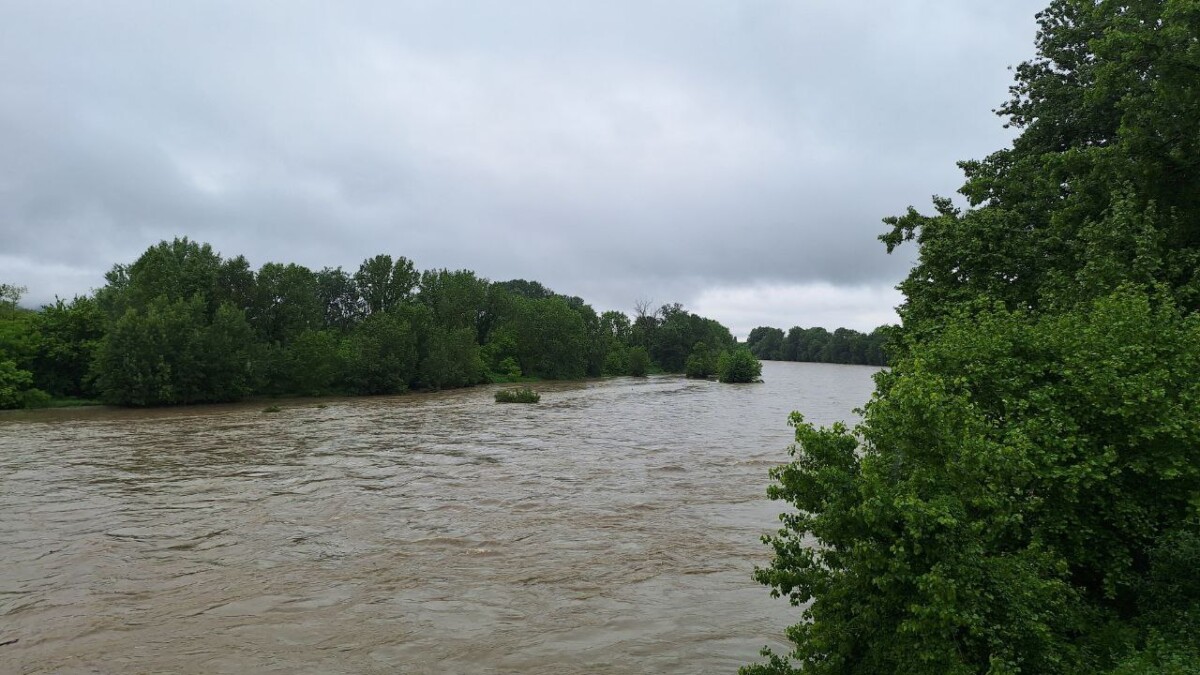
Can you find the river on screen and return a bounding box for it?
[0,361,879,674]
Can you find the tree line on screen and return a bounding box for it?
[743,325,890,366]
[746,1,1200,673]
[0,239,751,408]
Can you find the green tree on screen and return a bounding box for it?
[250,262,323,344]
[341,309,420,395]
[281,329,343,396]
[354,254,418,315]
[92,297,253,406]
[419,325,483,390]
[626,346,650,377]
[684,341,718,379]
[106,238,225,316]
[717,348,761,383]
[32,296,105,397]
[0,283,27,319]
[315,266,361,331]
[751,290,1200,674]
[0,359,35,409]
[747,327,785,361]
[508,296,588,379]
[750,2,1200,672]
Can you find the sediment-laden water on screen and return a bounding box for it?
[0,361,878,674]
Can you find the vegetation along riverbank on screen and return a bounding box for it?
[745,1,1200,672]
[0,243,872,408]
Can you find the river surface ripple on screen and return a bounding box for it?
[0,361,879,674]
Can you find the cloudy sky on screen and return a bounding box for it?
[1,1,1046,337]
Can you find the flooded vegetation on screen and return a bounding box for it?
[0,361,877,674]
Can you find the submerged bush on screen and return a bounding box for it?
[717,349,762,383]
[495,387,540,403]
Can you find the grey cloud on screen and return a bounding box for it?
[0,0,1046,324]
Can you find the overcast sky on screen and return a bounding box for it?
[0,1,1046,337]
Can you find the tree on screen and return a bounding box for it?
[750,2,1200,672]
[717,348,762,383]
[747,327,785,361]
[32,296,105,397]
[341,309,420,395]
[751,290,1200,674]
[418,325,482,390]
[250,262,323,344]
[280,329,342,397]
[0,283,27,318]
[507,296,588,380]
[315,266,361,331]
[92,297,253,406]
[354,254,418,315]
[626,346,650,377]
[684,341,718,379]
[110,238,225,315]
[0,359,35,409]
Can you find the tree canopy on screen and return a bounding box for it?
[748,1,1200,673]
[1,239,744,407]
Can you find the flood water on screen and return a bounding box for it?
[0,361,879,674]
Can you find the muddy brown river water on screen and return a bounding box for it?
[0,361,879,674]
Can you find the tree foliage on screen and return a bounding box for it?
[747,325,891,366]
[717,348,762,383]
[750,2,1200,672]
[5,238,740,407]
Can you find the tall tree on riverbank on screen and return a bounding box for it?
[748,2,1200,673]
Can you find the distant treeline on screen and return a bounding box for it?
[743,325,892,366]
[0,238,746,408]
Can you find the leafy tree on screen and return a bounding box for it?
[684,341,718,379]
[107,238,225,315]
[717,348,762,383]
[341,309,420,395]
[751,289,1200,674]
[281,329,343,397]
[92,297,253,406]
[626,346,650,377]
[419,325,483,390]
[250,262,323,344]
[419,268,488,332]
[0,306,39,371]
[0,283,27,318]
[315,266,361,331]
[31,296,105,397]
[747,327,785,361]
[507,296,588,379]
[881,0,1200,331]
[354,254,418,315]
[0,359,34,409]
[750,2,1200,672]
[494,278,555,300]
[214,255,256,313]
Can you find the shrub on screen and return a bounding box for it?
[685,341,718,379]
[495,387,540,403]
[717,349,762,383]
[0,360,35,409]
[19,388,52,408]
